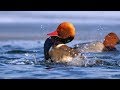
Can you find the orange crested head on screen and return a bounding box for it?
[47,22,76,39]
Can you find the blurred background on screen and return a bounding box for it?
[0,11,120,41]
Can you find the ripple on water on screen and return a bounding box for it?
[0,40,120,79]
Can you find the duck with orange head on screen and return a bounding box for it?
[44,22,83,63]
[74,32,120,52]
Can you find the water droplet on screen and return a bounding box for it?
[40,25,43,28]
[76,44,79,47]
[25,53,29,56]
[97,25,104,41]
[40,25,45,31]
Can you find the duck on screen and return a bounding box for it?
[44,22,84,63]
[74,32,120,53]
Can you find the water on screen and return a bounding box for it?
[0,12,120,79]
[0,24,120,79]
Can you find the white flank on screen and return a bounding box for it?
[56,44,65,48]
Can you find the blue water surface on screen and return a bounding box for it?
[0,11,120,79]
[0,22,120,79]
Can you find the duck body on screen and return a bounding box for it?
[74,41,105,53]
[44,36,80,63]
[49,43,78,63]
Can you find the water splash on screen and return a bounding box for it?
[117,60,120,66]
[25,53,37,64]
[96,25,104,42]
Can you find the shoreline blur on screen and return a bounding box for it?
[0,11,120,40]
